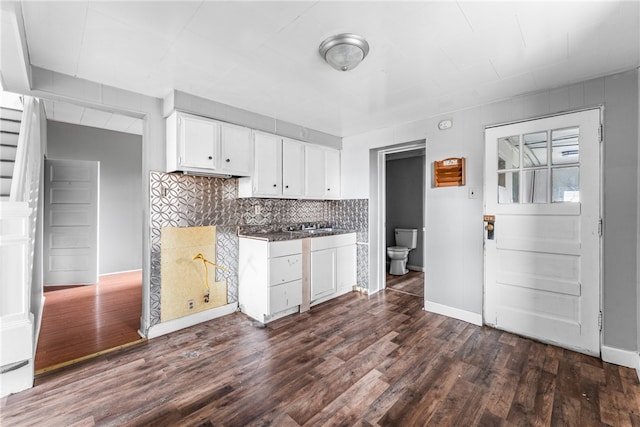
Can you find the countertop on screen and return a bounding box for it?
[238,228,355,242]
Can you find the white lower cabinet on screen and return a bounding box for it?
[239,238,302,323]
[270,280,302,314]
[310,233,357,306]
[336,244,357,292]
[310,248,336,300]
[239,233,357,323]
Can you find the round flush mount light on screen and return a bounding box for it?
[319,33,370,72]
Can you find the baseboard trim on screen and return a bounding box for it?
[406,264,425,272]
[424,300,483,326]
[601,345,639,371]
[100,269,142,276]
[147,303,238,339]
[353,285,369,295]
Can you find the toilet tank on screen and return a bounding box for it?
[395,228,417,249]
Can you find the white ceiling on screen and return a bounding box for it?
[42,99,143,135]
[19,1,640,138]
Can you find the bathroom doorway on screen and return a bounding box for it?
[384,149,425,298]
[368,139,426,300]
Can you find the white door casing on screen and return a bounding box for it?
[484,109,601,356]
[44,159,99,285]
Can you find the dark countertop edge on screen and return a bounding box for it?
[238,229,356,242]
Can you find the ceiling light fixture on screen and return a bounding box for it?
[319,33,370,72]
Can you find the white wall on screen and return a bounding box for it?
[343,69,639,352]
[47,121,143,274]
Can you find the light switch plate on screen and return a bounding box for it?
[469,188,478,199]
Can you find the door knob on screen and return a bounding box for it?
[486,224,494,231]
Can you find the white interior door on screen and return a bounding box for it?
[484,109,601,356]
[44,159,99,285]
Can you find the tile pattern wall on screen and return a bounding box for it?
[149,171,368,327]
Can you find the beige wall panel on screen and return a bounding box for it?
[161,226,228,322]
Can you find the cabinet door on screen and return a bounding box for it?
[219,122,252,176]
[325,149,341,199]
[282,138,305,197]
[336,244,357,292]
[269,280,302,314]
[179,114,218,169]
[305,145,326,198]
[311,248,336,300]
[253,132,282,196]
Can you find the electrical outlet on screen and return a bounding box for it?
[187,299,195,311]
[469,188,478,199]
[254,205,261,215]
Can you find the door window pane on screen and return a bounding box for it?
[523,131,547,167]
[552,127,579,165]
[523,169,548,203]
[498,136,520,170]
[498,171,519,204]
[552,167,579,202]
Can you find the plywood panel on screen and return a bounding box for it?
[161,226,227,322]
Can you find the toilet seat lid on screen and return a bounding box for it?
[387,246,409,251]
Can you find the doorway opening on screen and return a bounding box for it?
[36,102,145,373]
[369,140,426,303]
[385,149,425,299]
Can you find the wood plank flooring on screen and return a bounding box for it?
[35,271,143,372]
[386,270,424,298]
[3,289,639,426]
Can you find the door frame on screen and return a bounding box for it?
[37,97,147,335]
[483,106,604,353]
[369,139,427,296]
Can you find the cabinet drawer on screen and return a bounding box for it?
[269,280,302,314]
[310,233,356,251]
[269,239,302,258]
[269,254,302,285]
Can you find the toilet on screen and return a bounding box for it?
[387,228,418,275]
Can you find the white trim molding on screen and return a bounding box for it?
[424,300,483,326]
[406,264,425,272]
[145,303,237,339]
[601,345,639,372]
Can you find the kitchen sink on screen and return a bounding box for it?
[298,227,344,234]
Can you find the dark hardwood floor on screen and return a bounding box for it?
[35,271,143,373]
[386,270,424,298]
[3,289,639,426]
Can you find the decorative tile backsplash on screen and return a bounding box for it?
[149,171,368,327]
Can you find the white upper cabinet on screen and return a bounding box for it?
[282,138,305,197]
[239,134,310,199]
[305,144,325,198]
[167,112,219,172]
[219,122,252,176]
[166,111,251,177]
[239,131,281,197]
[325,148,341,199]
[167,111,340,199]
[304,145,340,200]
